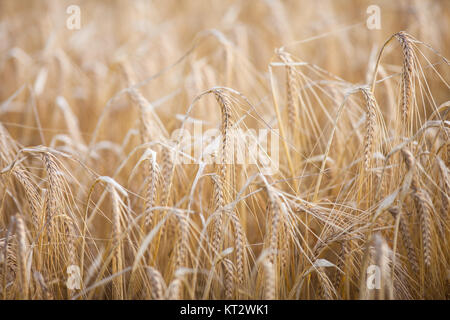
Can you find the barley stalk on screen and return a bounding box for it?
[436,157,449,227]
[110,186,123,299]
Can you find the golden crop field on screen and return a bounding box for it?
[0,0,448,300]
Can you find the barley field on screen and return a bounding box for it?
[0,0,449,300]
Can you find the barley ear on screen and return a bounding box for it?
[147,267,166,300]
[15,215,29,299]
[394,31,414,125]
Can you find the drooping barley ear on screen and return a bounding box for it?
[0,235,17,287]
[110,186,123,299]
[12,168,40,229]
[145,151,159,227]
[413,189,433,268]
[63,215,77,277]
[359,87,377,171]
[119,63,164,232]
[211,174,224,254]
[129,89,152,144]
[146,267,166,300]
[175,211,188,269]
[394,31,414,125]
[262,258,275,300]
[333,242,347,294]
[213,89,233,201]
[278,51,299,136]
[42,153,58,233]
[401,148,415,172]
[55,96,85,146]
[401,148,418,192]
[436,157,449,229]
[160,146,174,235]
[388,207,419,275]
[230,208,245,285]
[267,188,281,265]
[317,268,333,300]
[167,277,182,300]
[0,123,19,164]
[401,149,433,268]
[223,258,234,299]
[213,89,244,284]
[118,61,152,144]
[278,212,289,269]
[15,215,29,299]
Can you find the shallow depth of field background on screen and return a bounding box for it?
[0,0,448,300]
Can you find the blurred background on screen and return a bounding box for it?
[1,1,448,145]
